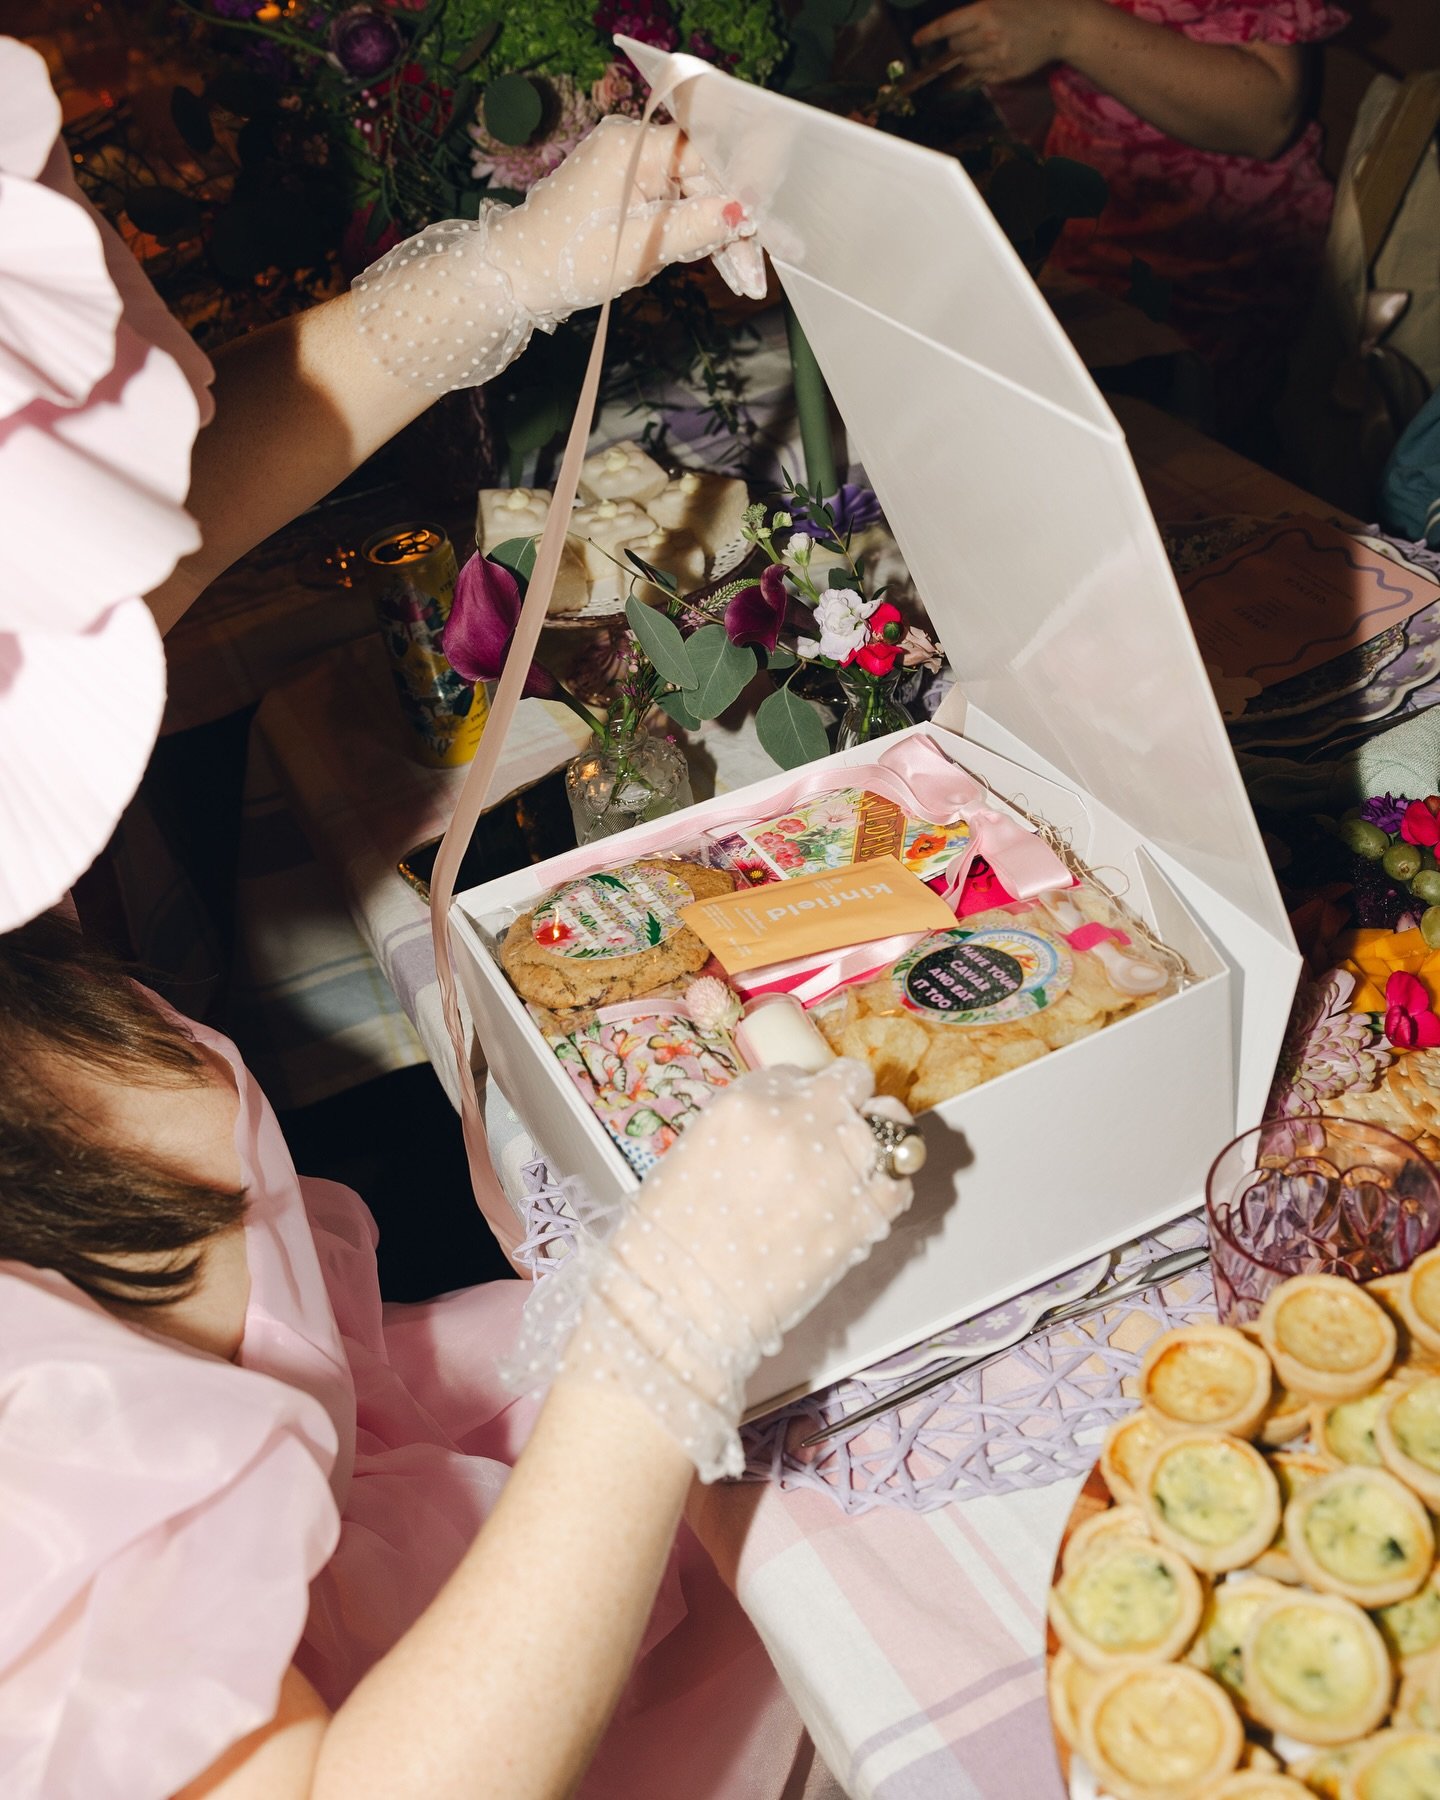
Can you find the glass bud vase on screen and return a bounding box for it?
[566,731,694,846]
[833,664,915,750]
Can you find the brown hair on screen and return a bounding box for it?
[0,913,246,1304]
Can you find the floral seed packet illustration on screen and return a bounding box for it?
[708,787,971,888]
[535,1000,741,1176]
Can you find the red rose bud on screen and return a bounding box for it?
[869,601,903,634]
[854,641,902,676]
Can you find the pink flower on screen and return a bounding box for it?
[1401,800,1440,847]
[868,601,903,638]
[1384,970,1440,1050]
[591,59,645,118]
[854,640,902,676]
[443,552,559,698]
[899,626,943,671]
[469,76,601,192]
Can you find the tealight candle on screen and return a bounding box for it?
[735,994,835,1074]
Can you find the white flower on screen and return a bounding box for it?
[684,976,742,1033]
[796,636,821,660]
[787,534,811,566]
[812,586,878,662]
[772,511,793,530]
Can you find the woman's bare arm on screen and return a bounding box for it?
[144,292,427,637]
[915,0,1306,159]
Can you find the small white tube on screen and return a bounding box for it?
[734,993,835,1074]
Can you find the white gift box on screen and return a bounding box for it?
[450,47,1300,1412]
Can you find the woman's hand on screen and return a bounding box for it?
[488,117,761,320]
[914,0,1085,85]
[509,1059,917,1480]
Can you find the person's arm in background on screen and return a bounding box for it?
[914,0,1306,159]
[146,121,751,636]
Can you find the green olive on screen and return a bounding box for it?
[1340,818,1390,858]
[1424,907,1440,950]
[1412,870,1440,905]
[1385,843,1423,881]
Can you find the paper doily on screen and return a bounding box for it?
[515,1161,1214,1511]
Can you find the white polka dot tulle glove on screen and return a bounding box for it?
[506,1061,916,1481]
[351,119,758,395]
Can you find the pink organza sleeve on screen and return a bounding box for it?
[0,1267,341,1799]
[1169,0,1349,46]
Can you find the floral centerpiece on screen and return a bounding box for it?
[442,479,942,840]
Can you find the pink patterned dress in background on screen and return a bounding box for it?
[1046,0,1349,403]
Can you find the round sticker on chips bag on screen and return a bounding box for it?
[532,865,696,960]
[895,925,1071,1025]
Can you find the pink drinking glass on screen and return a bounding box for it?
[1206,1115,1440,1324]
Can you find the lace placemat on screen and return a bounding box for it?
[515,1161,1215,1511]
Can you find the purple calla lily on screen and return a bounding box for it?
[724,562,790,654]
[443,552,559,699]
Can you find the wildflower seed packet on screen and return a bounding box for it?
[532,999,742,1176]
[704,786,973,888]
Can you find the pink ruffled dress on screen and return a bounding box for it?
[0,1013,804,1796]
[1046,0,1349,385]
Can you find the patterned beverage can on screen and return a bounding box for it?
[362,522,489,768]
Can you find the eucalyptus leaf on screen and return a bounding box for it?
[489,536,538,587]
[756,686,830,769]
[625,595,696,690]
[827,566,857,590]
[624,550,679,595]
[170,86,214,155]
[658,688,702,731]
[483,73,543,148]
[685,626,757,719]
[762,646,797,673]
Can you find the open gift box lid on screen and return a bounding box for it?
[622,38,1298,1123]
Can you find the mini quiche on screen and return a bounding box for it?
[1046,1645,1102,1749]
[1394,1650,1440,1733]
[1375,1570,1440,1663]
[1186,1575,1291,1705]
[1396,1248,1440,1360]
[1257,1384,1312,1449]
[1197,1774,1312,1798]
[1295,1741,1370,1800]
[1062,1502,1153,1574]
[1285,1466,1434,1607]
[1377,1375,1440,1508]
[1075,1663,1243,1800]
[1103,1411,1170,1508]
[1315,1382,1407,1469]
[1048,1534,1205,1669]
[1141,1325,1276,1439]
[1259,1274,1397,1401]
[1340,1727,1440,1799]
[1142,1433,1282,1575]
[1252,1450,1334,1583]
[1241,1591,1394,1745]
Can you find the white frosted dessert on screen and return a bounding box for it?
[578,439,669,505]
[569,498,656,583]
[475,486,588,614]
[629,525,705,601]
[645,471,749,559]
